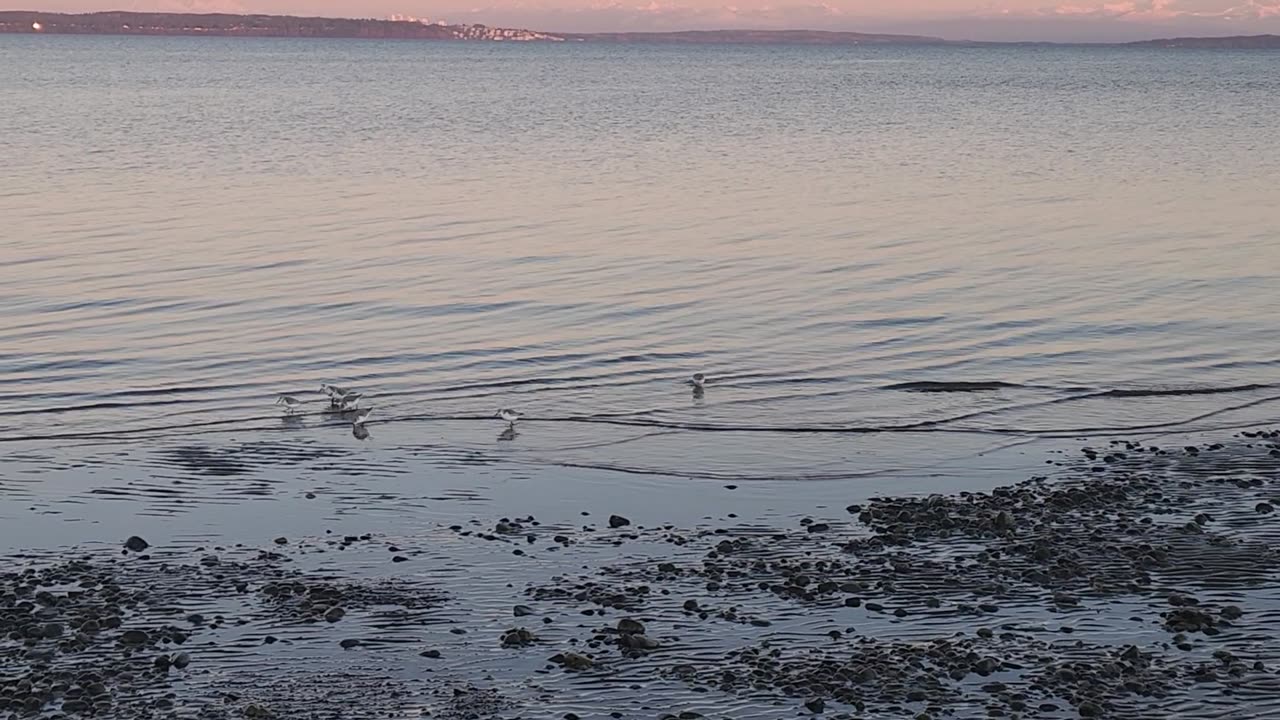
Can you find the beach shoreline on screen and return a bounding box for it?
[4,427,1278,719]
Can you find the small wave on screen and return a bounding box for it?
[883,381,1024,392]
[1094,384,1274,398]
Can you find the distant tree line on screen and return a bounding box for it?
[0,11,461,39]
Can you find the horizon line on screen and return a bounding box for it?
[3,9,1279,46]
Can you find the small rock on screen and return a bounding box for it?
[617,618,646,635]
[120,629,149,645]
[172,652,191,669]
[324,607,346,623]
[551,651,594,670]
[501,628,537,647]
[609,515,631,528]
[124,536,150,552]
[1256,502,1274,515]
[420,649,442,659]
[805,699,825,714]
[339,639,361,649]
[621,633,660,650]
[514,605,535,617]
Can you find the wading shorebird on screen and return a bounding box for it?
[320,383,350,408]
[687,373,707,397]
[275,395,302,415]
[495,408,523,427]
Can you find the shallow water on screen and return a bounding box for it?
[2,38,1279,452]
[2,35,1280,719]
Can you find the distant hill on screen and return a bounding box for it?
[561,29,948,45]
[3,11,1280,47]
[0,11,561,41]
[1124,34,1280,48]
[0,12,945,44]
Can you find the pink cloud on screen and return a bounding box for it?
[1042,0,1280,18]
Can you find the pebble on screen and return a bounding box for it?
[621,633,660,650]
[551,651,595,670]
[120,629,149,645]
[124,536,149,552]
[609,515,632,528]
[501,628,537,647]
[617,618,646,634]
[339,638,361,649]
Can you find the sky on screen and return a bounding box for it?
[11,0,1280,40]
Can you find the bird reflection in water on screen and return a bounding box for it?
[352,423,371,440]
[498,425,519,442]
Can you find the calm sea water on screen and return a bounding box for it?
[1,35,1279,491]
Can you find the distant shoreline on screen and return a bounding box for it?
[2,11,1279,48]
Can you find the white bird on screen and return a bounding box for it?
[320,383,350,407]
[352,408,373,427]
[496,408,522,426]
[339,391,365,411]
[687,373,707,389]
[275,395,301,414]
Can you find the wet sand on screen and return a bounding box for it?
[4,429,1280,719]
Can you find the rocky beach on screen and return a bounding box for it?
[4,428,1279,719]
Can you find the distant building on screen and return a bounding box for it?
[388,13,432,24]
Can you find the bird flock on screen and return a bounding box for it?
[274,374,710,434]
